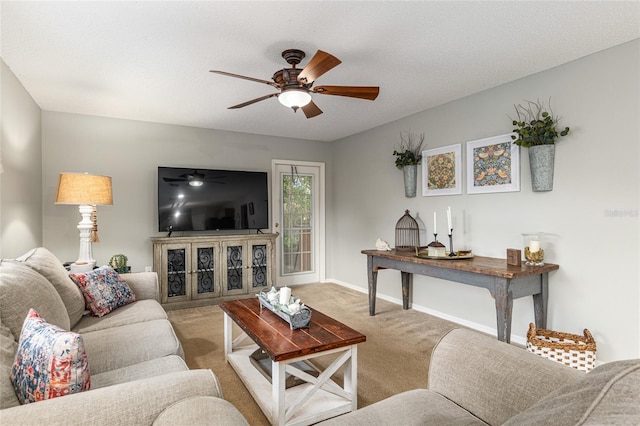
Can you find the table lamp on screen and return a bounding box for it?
[55,173,113,272]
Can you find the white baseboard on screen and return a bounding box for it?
[326,278,527,346]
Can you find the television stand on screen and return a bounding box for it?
[151,233,279,310]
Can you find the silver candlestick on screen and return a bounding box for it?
[448,229,455,256]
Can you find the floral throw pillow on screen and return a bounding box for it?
[11,309,90,404]
[70,267,136,317]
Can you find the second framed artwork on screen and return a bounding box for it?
[466,133,520,194]
[422,144,462,196]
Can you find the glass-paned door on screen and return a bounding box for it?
[272,160,324,285]
[282,174,313,274]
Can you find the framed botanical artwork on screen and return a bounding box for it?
[466,133,520,194]
[422,144,462,196]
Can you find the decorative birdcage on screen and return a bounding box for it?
[395,210,420,251]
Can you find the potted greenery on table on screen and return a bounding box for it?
[393,131,425,197]
[511,99,570,191]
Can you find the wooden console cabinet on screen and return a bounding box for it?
[152,233,278,309]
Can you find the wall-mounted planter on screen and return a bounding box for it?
[529,145,555,192]
[403,164,417,197]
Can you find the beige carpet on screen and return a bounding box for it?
[167,283,460,425]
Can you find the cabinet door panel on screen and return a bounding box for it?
[223,243,246,295]
[162,244,191,303]
[193,244,220,299]
[250,243,270,292]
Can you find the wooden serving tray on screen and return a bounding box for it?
[416,250,474,260]
[258,294,312,330]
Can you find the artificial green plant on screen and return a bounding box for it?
[511,99,570,147]
[393,131,425,169]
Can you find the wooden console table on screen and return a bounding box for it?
[361,249,559,343]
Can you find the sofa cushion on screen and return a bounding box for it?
[0,320,20,409]
[0,369,223,425]
[11,309,90,404]
[503,359,640,426]
[91,355,187,389]
[70,267,136,317]
[120,271,160,302]
[318,389,486,426]
[153,396,249,426]
[72,299,168,334]
[0,260,70,338]
[81,319,183,374]
[16,247,86,328]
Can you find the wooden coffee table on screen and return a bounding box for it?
[220,298,366,426]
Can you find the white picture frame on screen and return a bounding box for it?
[466,133,520,194]
[422,144,462,196]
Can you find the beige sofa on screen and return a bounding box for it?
[320,328,640,425]
[0,247,248,425]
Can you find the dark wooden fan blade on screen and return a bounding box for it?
[313,85,379,101]
[228,93,279,109]
[210,70,280,88]
[297,50,341,84]
[301,101,323,119]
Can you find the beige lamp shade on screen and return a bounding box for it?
[55,173,113,205]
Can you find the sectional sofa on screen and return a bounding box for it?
[319,327,640,425]
[0,247,248,425]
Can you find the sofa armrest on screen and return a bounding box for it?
[121,272,159,302]
[0,369,225,426]
[428,328,583,425]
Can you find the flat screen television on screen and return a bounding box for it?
[158,167,269,232]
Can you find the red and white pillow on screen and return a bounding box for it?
[70,267,136,317]
[11,309,90,404]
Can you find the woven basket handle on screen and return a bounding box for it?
[527,322,536,340]
[583,328,595,344]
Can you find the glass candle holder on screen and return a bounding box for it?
[523,233,544,266]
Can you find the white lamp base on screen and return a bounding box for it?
[70,261,96,273]
[76,204,97,268]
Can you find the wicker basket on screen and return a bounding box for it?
[526,323,596,372]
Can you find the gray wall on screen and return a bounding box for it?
[41,112,333,272]
[329,40,639,361]
[0,60,42,257]
[2,41,638,362]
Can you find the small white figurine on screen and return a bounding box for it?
[288,303,301,314]
[375,238,392,251]
[267,286,278,303]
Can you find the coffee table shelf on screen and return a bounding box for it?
[221,299,366,426]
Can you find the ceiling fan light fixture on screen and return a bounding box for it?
[188,172,204,187]
[278,89,311,109]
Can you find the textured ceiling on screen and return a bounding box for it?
[2,1,639,142]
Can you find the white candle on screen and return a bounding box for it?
[529,240,540,253]
[433,212,437,235]
[279,286,292,305]
[447,206,452,233]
